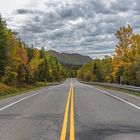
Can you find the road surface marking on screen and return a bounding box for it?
[60,79,75,140]
[60,83,72,140]
[0,85,62,112]
[94,87,140,110]
[70,81,75,140]
[0,92,41,111]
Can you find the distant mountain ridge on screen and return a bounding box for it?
[47,50,92,65]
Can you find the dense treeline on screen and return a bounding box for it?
[62,64,81,78]
[0,15,67,87]
[78,25,140,86]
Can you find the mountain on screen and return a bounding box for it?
[47,50,92,65]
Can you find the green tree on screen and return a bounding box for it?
[0,15,7,77]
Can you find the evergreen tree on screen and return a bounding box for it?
[0,15,7,77]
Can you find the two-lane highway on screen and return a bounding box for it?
[0,79,140,140]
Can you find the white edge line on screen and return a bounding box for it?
[93,87,140,110]
[0,85,60,111]
[0,83,62,112]
[0,82,63,112]
[0,92,40,111]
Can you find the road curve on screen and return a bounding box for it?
[0,79,140,140]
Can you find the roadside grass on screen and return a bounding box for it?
[0,82,47,100]
[0,83,18,96]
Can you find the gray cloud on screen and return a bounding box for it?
[16,9,34,14]
[5,0,140,58]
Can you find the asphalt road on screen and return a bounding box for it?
[0,79,140,140]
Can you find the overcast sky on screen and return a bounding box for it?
[0,0,140,58]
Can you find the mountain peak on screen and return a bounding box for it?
[48,50,92,65]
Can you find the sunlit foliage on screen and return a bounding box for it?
[78,25,140,86]
[0,15,67,86]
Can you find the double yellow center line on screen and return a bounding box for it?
[60,80,75,140]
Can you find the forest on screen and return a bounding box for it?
[78,25,140,86]
[0,15,67,92]
[1,13,140,96]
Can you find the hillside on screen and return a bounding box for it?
[48,50,92,65]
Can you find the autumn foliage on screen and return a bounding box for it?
[1,14,140,87]
[0,15,67,87]
[78,25,140,86]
